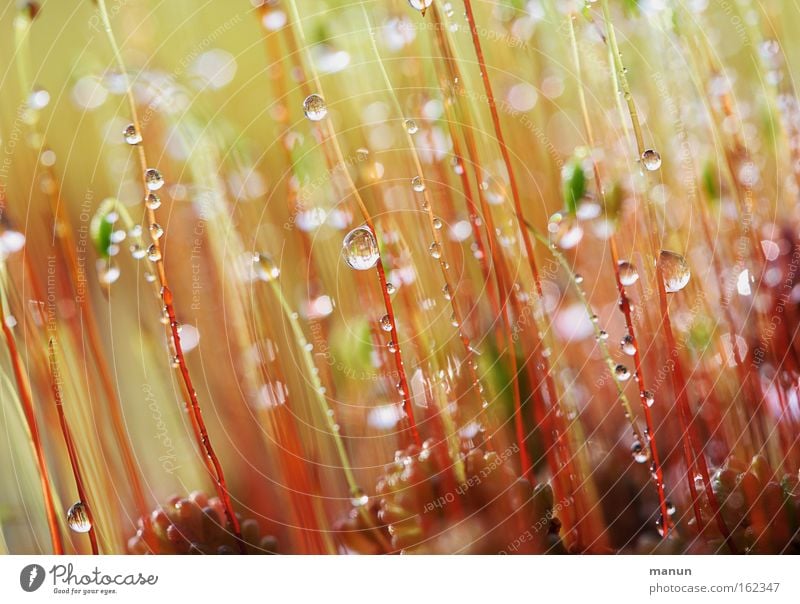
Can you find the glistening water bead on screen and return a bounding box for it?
[67,501,91,533]
[379,314,393,332]
[641,148,661,171]
[342,226,380,270]
[615,364,631,381]
[303,94,327,121]
[350,488,369,508]
[253,253,280,282]
[408,0,433,14]
[123,123,142,145]
[617,260,639,286]
[144,168,164,191]
[620,334,636,356]
[631,441,650,464]
[659,250,691,293]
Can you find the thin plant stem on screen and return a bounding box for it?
[284,0,420,446]
[599,0,735,549]
[0,265,63,554]
[565,13,670,536]
[462,0,583,546]
[47,340,99,554]
[95,0,243,547]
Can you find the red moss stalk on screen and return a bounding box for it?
[47,340,99,554]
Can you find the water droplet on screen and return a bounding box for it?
[124,123,142,145]
[575,274,584,284]
[379,314,393,332]
[342,226,380,270]
[620,334,636,356]
[396,381,406,396]
[254,253,281,282]
[659,250,691,293]
[144,168,164,191]
[385,282,396,295]
[442,284,451,300]
[144,272,156,283]
[145,193,161,210]
[67,501,91,533]
[641,149,662,171]
[428,241,442,259]
[665,500,676,516]
[149,223,164,239]
[642,390,655,407]
[28,86,50,110]
[617,260,639,286]
[547,212,583,249]
[411,176,425,192]
[303,94,327,121]
[404,118,418,134]
[350,488,369,507]
[130,244,146,260]
[432,217,443,230]
[694,473,704,490]
[615,364,631,381]
[596,330,609,341]
[631,441,650,463]
[97,261,120,285]
[147,244,161,262]
[408,0,433,15]
[387,340,397,353]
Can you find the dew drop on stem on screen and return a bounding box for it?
[617,260,639,286]
[641,149,662,171]
[124,123,142,145]
[254,253,280,282]
[67,501,91,533]
[303,94,327,121]
[615,364,631,381]
[145,193,161,210]
[408,0,433,15]
[659,250,691,293]
[620,334,636,356]
[342,226,380,271]
[144,168,164,191]
[631,441,650,464]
